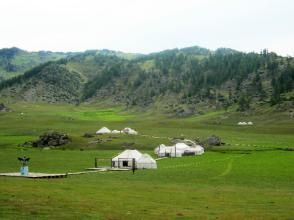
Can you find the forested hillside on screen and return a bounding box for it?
[81,47,294,114]
[0,46,293,115]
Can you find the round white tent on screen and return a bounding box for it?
[155,143,205,157]
[154,144,166,157]
[112,150,157,169]
[96,127,111,134]
[112,149,142,168]
[154,144,182,157]
[136,154,157,169]
[128,130,138,135]
[121,127,138,135]
[173,143,193,157]
[189,145,205,155]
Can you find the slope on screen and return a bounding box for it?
[0,46,293,113]
[0,61,83,103]
[0,47,71,82]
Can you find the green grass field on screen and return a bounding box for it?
[0,102,293,219]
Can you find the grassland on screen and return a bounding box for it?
[0,101,293,219]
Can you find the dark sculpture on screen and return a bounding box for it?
[18,156,30,176]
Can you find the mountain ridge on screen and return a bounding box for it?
[0,45,293,115]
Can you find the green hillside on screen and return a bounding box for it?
[0,47,139,83]
[0,46,293,114]
[0,47,70,82]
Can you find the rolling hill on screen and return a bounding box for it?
[0,47,71,82]
[0,46,293,115]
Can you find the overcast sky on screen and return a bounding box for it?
[0,0,293,56]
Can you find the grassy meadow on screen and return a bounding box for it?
[0,102,293,219]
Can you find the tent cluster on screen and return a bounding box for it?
[154,142,204,158]
[96,127,138,135]
[112,149,157,169]
[237,121,253,126]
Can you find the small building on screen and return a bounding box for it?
[96,127,111,134]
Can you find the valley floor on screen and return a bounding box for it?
[0,102,293,219]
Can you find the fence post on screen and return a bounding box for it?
[132,158,136,174]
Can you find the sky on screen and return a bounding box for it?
[0,0,293,56]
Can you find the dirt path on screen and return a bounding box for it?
[218,159,233,177]
[213,154,245,178]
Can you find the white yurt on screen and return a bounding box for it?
[155,143,204,157]
[174,143,198,156]
[188,145,205,155]
[111,130,121,134]
[112,149,142,168]
[154,144,165,157]
[121,127,138,135]
[128,130,138,135]
[136,154,157,169]
[96,127,111,134]
[154,144,182,157]
[247,121,253,125]
[121,127,131,133]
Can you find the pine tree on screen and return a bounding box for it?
[237,93,250,111]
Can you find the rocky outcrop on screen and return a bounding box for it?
[0,103,11,112]
[204,135,223,146]
[83,132,94,138]
[32,131,70,147]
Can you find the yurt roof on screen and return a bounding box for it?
[96,127,111,133]
[112,149,142,161]
[175,143,190,149]
[137,154,156,163]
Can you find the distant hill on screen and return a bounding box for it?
[0,46,293,115]
[0,60,83,103]
[0,47,142,82]
[0,47,72,82]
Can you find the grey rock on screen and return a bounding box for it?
[205,135,223,146]
[0,103,12,112]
